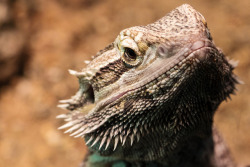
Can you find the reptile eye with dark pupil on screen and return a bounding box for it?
[124,47,137,61]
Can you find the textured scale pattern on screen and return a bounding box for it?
[57,4,240,167]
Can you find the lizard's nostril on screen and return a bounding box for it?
[157,44,168,58]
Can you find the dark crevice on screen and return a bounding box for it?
[88,84,95,103]
[0,47,30,92]
[0,0,32,94]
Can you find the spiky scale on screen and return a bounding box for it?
[58,121,76,130]
[113,136,119,151]
[85,136,94,145]
[70,126,85,136]
[57,104,69,110]
[64,124,81,134]
[99,135,107,150]
[56,114,67,119]
[91,135,101,147]
[130,134,135,146]
[105,137,111,150]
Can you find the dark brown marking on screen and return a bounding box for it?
[92,59,130,91]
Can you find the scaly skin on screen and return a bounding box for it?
[57,4,239,167]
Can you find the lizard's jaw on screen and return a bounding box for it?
[91,39,217,114]
[57,39,216,116]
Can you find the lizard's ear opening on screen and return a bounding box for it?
[87,84,95,103]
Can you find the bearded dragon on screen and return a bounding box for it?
[57,4,239,167]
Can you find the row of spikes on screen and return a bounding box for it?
[57,113,169,151]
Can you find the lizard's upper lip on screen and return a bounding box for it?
[91,39,216,113]
[190,39,215,61]
[191,40,207,51]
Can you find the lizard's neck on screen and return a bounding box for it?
[165,128,236,167]
[86,128,216,167]
[90,95,217,166]
[125,87,218,166]
[87,76,220,166]
[160,129,215,167]
[156,92,217,166]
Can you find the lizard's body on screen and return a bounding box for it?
[58,4,238,167]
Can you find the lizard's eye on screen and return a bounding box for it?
[124,47,137,61]
[121,47,141,67]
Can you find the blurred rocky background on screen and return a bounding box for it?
[0,0,249,166]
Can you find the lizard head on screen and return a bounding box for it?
[58,4,238,161]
